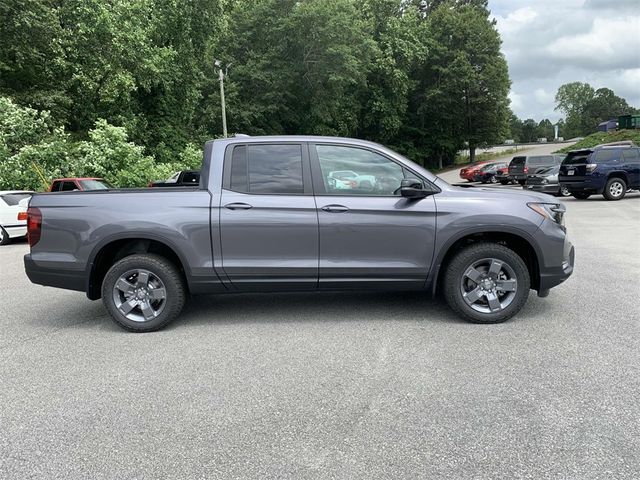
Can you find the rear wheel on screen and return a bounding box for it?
[489,175,498,184]
[499,180,508,185]
[572,192,591,200]
[0,226,9,246]
[443,243,530,324]
[603,177,626,201]
[101,254,186,332]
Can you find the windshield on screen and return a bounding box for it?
[1,192,32,206]
[79,179,112,190]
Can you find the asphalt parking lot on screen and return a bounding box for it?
[1,190,639,479]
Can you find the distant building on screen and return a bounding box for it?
[618,114,640,130]
[597,119,618,132]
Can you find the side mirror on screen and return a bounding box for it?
[400,178,429,198]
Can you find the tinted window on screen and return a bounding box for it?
[528,156,553,166]
[61,181,78,191]
[181,172,200,184]
[593,149,621,163]
[510,157,525,166]
[0,192,32,206]
[563,151,591,165]
[316,145,407,196]
[230,144,304,194]
[622,149,640,162]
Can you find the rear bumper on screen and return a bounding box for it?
[3,225,27,238]
[24,254,86,292]
[559,177,604,194]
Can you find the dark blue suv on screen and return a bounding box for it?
[559,142,640,200]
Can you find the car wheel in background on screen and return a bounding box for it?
[101,253,186,332]
[518,180,526,186]
[558,185,571,197]
[499,180,508,185]
[489,176,498,184]
[0,226,10,245]
[572,192,591,200]
[443,242,530,324]
[603,178,627,201]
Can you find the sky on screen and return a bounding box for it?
[489,0,640,122]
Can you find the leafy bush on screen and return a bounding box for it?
[0,97,203,191]
[556,129,640,153]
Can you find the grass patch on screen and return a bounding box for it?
[555,129,640,153]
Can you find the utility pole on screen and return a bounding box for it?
[214,59,228,138]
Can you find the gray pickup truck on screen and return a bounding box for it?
[24,136,575,332]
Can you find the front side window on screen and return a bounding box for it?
[315,145,407,196]
[229,144,304,195]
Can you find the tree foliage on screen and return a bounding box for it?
[1,0,517,190]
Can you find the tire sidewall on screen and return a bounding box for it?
[444,243,531,324]
[603,178,626,201]
[0,226,9,245]
[101,254,185,332]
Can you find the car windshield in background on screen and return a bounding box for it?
[563,152,591,165]
[1,192,32,205]
[79,180,112,190]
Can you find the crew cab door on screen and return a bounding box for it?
[309,143,437,290]
[219,142,318,291]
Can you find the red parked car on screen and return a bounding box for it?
[49,178,113,192]
[459,161,492,182]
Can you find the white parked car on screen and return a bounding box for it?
[0,191,33,245]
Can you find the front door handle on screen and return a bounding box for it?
[321,204,349,213]
[224,202,253,210]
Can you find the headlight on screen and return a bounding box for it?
[541,178,548,184]
[528,202,565,229]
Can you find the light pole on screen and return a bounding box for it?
[214,59,229,138]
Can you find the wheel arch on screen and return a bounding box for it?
[607,171,629,184]
[429,228,542,296]
[86,234,190,300]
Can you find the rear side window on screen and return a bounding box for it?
[593,149,621,163]
[60,181,78,191]
[0,193,31,205]
[528,156,553,166]
[229,144,304,195]
[622,149,640,162]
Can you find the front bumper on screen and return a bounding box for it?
[24,254,86,292]
[538,235,575,291]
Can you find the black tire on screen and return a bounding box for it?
[602,177,627,201]
[499,180,508,185]
[101,253,186,332]
[518,180,526,186]
[0,226,9,246]
[443,243,530,324]
[572,192,591,200]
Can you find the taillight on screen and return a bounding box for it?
[523,166,529,173]
[586,163,597,173]
[17,212,27,221]
[26,207,42,247]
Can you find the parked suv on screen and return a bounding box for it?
[559,142,640,200]
[508,155,565,185]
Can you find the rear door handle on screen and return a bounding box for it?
[224,202,253,210]
[321,204,349,213]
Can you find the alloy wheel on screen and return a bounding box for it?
[112,269,167,322]
[460,258,518,314]
[609,181,624,198]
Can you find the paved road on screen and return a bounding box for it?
[1,189,639,479]
[440,142,573,185]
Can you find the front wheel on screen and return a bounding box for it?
[443,243,530,324]
[558,185,571,197]
[101,254,186,332]
[603,177,627,201]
